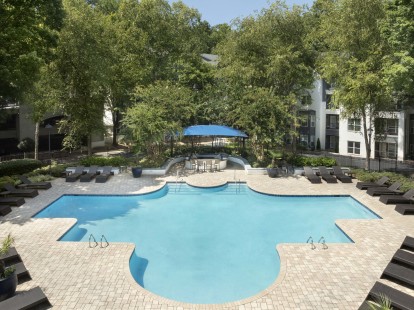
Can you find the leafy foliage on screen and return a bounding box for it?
[353,168,414,192]
[17,138,35,153]
[0,159,43,177]
[79,156,128,167]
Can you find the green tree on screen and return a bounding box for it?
[215,1,315,158]
[0,0,64,104]
[122,81,194,156]
[55,0,110,155]
[313,0,392,170]
[382,0,414,105]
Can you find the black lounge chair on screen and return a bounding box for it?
[66,166,85,182]
[0,286,51,310]
[0,205,12,216]
[396,204,414,215]
[366,182,403,196]
[80,166,99,182]
[95,166,112,183]
[379,189,414,205]
[356,176,389,190]
[0,247,21,265]
[359,281,414,310]
[401,236,414,252]
[0,197,25,206]
[2,184,39,198]
[318,166,337,183]
[303,166,322,184]
[381,262,414,288]
[332,166,352,183]
[392,249,414,268]
[17,175,51,189]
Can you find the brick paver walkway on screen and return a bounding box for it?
[1,168,413,309]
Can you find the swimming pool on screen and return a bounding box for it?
[35,183,379,304]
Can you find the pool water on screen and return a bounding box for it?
[35,183,379,304]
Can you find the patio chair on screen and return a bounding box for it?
[318,166,337,183]
[80,166,99,182]
[395,204,414,215]
[381,262,414,287]
[2,184,39,198]
[356,176,389,190]
[401,236,414,252]
[0,197,25,206]
[359,281,414,310]
[392,249,414,268]
[303,166,322,184]
[332,166,352,183]
[366,182,403,196]
[17,175,52,189]
[379,189,414,205]
[66,166,85,182]
[0,287,51,309]
[0,205,12,216]
[95,166,113,183]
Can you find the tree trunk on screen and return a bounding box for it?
[362,112,371,171]
[87,134,92,156]
[112,110,119,147]
[34,122,39,160]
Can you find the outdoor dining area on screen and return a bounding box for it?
[181,125,247,172]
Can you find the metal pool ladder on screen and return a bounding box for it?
[307,236,316,250]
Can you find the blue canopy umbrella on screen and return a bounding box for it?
[183,125,248,138]
[183,125,248,150]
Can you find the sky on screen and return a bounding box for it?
[168,0,314,26]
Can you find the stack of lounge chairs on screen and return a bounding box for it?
[65,166,113,183]
[17,176,52,190]
[318,166,337,183]
[0,246,51,309]
[95,166,113,183]
[356,176,389,190]
[1,184,38,198]
[359,236,414,310]
[332,166,353,183]
[379,188,414,205]
[366,182,403,196]
[303,166,322,184]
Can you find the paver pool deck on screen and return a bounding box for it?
[1,168,414,309]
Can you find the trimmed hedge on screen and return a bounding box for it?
[0,159,43,177]
[286,155,336,167]
[79,156,128,167]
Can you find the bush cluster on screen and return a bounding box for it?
[31,162,70,178]
[0,176,17,189]
[79,156,128,167]
[0,159,43,177]
[353,169,414,192]
[286,154,336,167]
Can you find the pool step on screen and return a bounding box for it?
[167,184,247,195]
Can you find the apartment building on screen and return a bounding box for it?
[0,103,105,156]
[299,79,413,161]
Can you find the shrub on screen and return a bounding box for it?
[17,137,35,152]
[286,154,336,167]
[79,156,128,167]
[32,162,70,178]
[0,159,43,177]
[0,176,18,189]
[353,169,414,191]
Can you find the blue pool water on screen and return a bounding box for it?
[35,183,379,304]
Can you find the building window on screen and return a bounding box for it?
[300,134,308,146]
[310,115,316,127]
[377,142,397,158]
[387,119,398,135]
[348,119,361,132]
[326,115,339,129]
[0,114,17,130]
[376,118,399,135]
[347,141,360,154]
